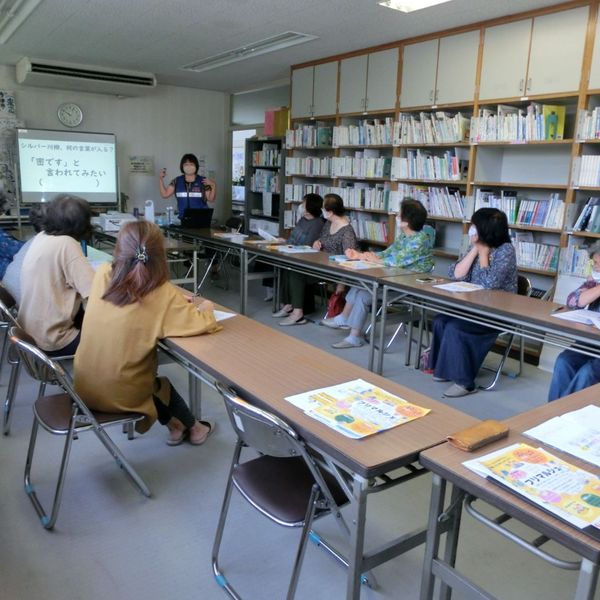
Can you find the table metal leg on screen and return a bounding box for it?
[439,485,464,600]
[193,249,198,293]
[188,372,201,418]
[367,282,378,372]
[376,285,388,375]
[415,307,426,369]
[405,304,415,367]
[346,476,369,600]
[574,558,599,600]
[420,473,447,600]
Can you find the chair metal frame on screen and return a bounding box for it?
[478,275,532,391]
[9,327,151,530]
[212,381,355,600]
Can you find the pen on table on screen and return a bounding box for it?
[551,305,566,313]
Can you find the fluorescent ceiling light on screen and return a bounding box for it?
[378,0,453,13]
[182,31,318,73]
[0,0,43,44]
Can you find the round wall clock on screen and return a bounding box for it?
[57,102,83,127]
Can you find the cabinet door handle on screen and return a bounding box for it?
[364,97,368,110]
[518,79,524,93]
[429,89,434,102]
[527,78,532,92]
[435,89,439,103]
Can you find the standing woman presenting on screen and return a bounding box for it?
[159,153,217,219]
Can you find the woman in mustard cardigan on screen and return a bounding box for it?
[74,221,220,446]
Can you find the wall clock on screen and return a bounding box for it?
[57,102,83,127]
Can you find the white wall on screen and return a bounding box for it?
[0,65,229,221]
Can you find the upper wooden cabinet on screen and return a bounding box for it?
[586,8,600,90]
[338,48,398,114]
[400,30,479,108]
[291,61,338,119]
[479,6,589,100]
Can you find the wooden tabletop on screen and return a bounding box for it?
[383,273,600,347]
[165,311,477,479]
[420,386,600,561]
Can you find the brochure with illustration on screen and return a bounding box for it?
[551,309,600,329]
[464,443,600,538]
[276,245,320,254]
[524,405,600,468]
[285,378,430,439]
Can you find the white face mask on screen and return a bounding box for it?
[183,164,196,175]
[468,225,478,239]
[321,208,330,219]
[591,270,600,282]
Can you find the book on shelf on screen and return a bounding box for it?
[393,112,470,145]
[333,117,394,147]
[348,211,389,244]
[391,148,468,181]
[542,104,566,141]
[577,107,600,141]
[559,243,592,277]
[286,123,333,148]
[397,184,466,219]
[575,155,600,188]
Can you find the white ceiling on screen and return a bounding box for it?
[1,0,569,93]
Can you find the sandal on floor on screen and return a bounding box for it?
[189,420,215,446]
[166,426,189,446]
[279,315,307,326]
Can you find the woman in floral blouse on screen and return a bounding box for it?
[548,241,600,401]
[322,198,435,348]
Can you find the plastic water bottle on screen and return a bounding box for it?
[144,200,155,223]
[166,206,174,225]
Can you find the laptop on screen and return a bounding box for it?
[180,208,214,229]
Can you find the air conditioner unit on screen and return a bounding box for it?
[16,57,157,97]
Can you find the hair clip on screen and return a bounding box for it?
[135,244,148,264]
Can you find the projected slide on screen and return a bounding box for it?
[17,129,117,204]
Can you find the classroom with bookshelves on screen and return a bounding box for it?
[279,1,600,300]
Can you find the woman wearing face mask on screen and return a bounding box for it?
[548,241,600,401]
[322,198,435,348]
[159,153,217,219]
[278,193,358,326]
[272,193,325,318]
[430,207,517,398]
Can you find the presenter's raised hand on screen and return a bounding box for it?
[159,168,167,179]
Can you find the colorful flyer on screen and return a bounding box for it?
[465,443,600,534]
[285,378,430,439]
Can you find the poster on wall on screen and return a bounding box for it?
[128,155,154,174]
[0,90,24,213]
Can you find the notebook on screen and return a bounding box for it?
[180,208,213,229]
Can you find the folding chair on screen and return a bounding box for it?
[0,295,75,436]
[212,381,352,600]
[9,327,151,530]
[478,275,532,390]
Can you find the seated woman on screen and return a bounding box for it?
[430,207,517,398]
[74,221,220,446]
[2,202,48,305]
[322,198,435,348]
[278,193,358,326]
[271,192,324,316]
[548,241,600,401]
[18,195,95,356]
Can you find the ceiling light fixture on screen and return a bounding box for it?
[0,0,43,44]
[378,0,453,13]
[182,31,318,73]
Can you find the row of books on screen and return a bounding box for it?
[251,144,281,167]
[284,182,396,212]
[285,156,333,177]
[398,184,466,219]
[475,190,565,229]
[576,107,600,140]
[348,213,389,243]
[573,155,600,187]
[514,240,560,272]
[332,118,394,146]
[331,155,392,179]
[250,169,280,193]
[285,125,332,148]
[470,103,566,142]
[390,149,468,181]
[283,204,305,229]
[558,243,592,276]
[572,197,600,233]
[394,112,470,145]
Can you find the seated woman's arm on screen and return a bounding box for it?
[449,246,479,281]
[567,280,600,308]
[474,243,516,290]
